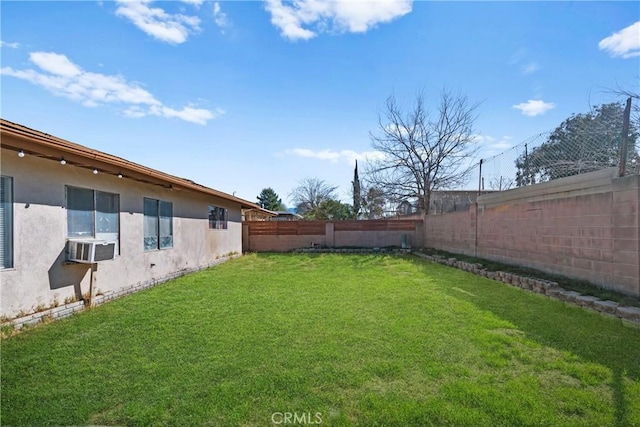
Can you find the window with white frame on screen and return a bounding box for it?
[66,186,119,243]
[208,205,227,230]
[0,176,14,269]
[144,198,173,250]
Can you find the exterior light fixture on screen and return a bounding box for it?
[93,169,99,175]
[117,173,123,179]
[18,150,25,158]
[60,158,67,165]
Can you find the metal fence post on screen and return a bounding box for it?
[619,97,632,177]
[478,159,483,195]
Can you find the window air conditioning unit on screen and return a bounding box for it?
[67,240,117,263]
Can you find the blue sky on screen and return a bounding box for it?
[1,1,639,206]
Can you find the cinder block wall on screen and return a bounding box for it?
[423,209,477,257]
[423,168,640,297]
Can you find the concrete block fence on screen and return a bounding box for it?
[423,169,640,298]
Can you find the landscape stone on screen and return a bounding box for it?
[575,295,600,308]
[546,287,566,298]
[616,306,640,321]
[558,291,582,302]
[593,300,619,314]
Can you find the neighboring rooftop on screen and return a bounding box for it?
[269,211,303,221]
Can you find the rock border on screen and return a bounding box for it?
[414,252,640,324]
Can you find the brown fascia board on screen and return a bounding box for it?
[0,118,263,210]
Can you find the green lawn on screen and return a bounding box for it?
[2,253,639,426]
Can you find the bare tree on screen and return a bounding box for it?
[289,178,338,218]
[366,89,479,214]
[488,176,515,191]
[608,83,639,127]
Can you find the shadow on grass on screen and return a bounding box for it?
[408,256,640,425]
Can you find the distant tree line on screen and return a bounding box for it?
[256,171,388,221]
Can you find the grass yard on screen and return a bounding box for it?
[2,253,640,426]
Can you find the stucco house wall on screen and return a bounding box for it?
[1,141,247,318]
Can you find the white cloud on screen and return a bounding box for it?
[1,51,220,125]
[472,134,491,144]
[30,52,82,77]
[509,49,541,75]
[285,148,385,163]
[264,0,412,41]
[123,106,147,118]
[149,105,223,126]
[508,48,526,65]
[490,140,513,150]
[0,40,20,49]
[473,134,513,150]
[598,21,640,59]
[115,0,201,44]
[213,2,230,33]
[512,99,555,117]
[521,62,540,75]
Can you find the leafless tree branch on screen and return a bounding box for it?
[289,177,338,217]
[365,89,479,214]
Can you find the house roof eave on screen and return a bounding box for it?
[0,118,267,212]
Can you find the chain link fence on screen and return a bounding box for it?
[478,98,638,193]
[396,98,638,215]
[634,136,640,174]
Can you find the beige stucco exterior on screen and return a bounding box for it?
[1,144,246,318]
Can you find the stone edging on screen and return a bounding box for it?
[414,253,640,324]
[2,255,240,334]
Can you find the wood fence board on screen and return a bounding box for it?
[247,220,421,235]
[296,222,325,235]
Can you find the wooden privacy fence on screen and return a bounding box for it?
[333,220,419,232]
[247,221,325,236]
[243,220,424,252]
